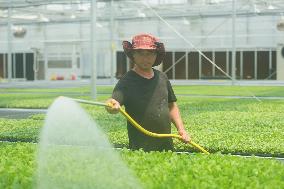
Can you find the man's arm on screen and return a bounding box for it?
[168,102,190,143]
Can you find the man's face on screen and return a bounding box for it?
[132,49,157,70]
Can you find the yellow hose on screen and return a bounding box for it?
[71,97,209,154]
[117,106,210,154]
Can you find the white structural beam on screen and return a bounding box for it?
[7,1,12,82]
[110,0,115,84]
[231,0,236,84]
[91,0,97,99]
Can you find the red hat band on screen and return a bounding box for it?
[132,34,158,49]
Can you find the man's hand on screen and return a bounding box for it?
[105,98,121,114]
[178,130,191,144]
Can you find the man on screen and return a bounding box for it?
[106,33,190,152]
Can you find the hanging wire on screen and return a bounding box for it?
[163,17,230,74]
[140,1,261,102]
[142,1,232,80]
[160,1,252,75]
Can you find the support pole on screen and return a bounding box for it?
[110,0,115,84]
[231,0,236,84]
[91,0,97,99]
[7,1,12,82]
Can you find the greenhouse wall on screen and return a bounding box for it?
[0,1,283,81]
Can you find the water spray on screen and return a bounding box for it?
[38,97,141,188]
[69,97,210,155]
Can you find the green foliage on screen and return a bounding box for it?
[0,94,55,108]
[0,93,110,108]
[0,86,113,109]
[28,114,46,120]
[1,85,284,97]
[0,143,284,189]
[1,86,284,188]
[0,86,284,155]
[0,86,114,94]
[0,97,284,156]
[0,86,91,94]
[173,85,284,97]
[172,98,284,156]
[121,150,284,189]
[0,142,36,189]
[0,118,42,142]
[1,85,284,108]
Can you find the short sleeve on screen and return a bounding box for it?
[112,81,125,105]
[167,80,177,103]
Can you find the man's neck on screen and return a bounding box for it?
[132,66,154,79]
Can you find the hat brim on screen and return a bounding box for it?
[122,40,165,67]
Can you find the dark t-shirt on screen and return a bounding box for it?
[112,69,177,151]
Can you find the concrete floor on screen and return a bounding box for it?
[0,108,47,119]
[1,79,284,89]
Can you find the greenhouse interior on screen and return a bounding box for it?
[1,0,284,83]
[0,0,284,188]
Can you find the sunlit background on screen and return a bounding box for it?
[1,0,284,88]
